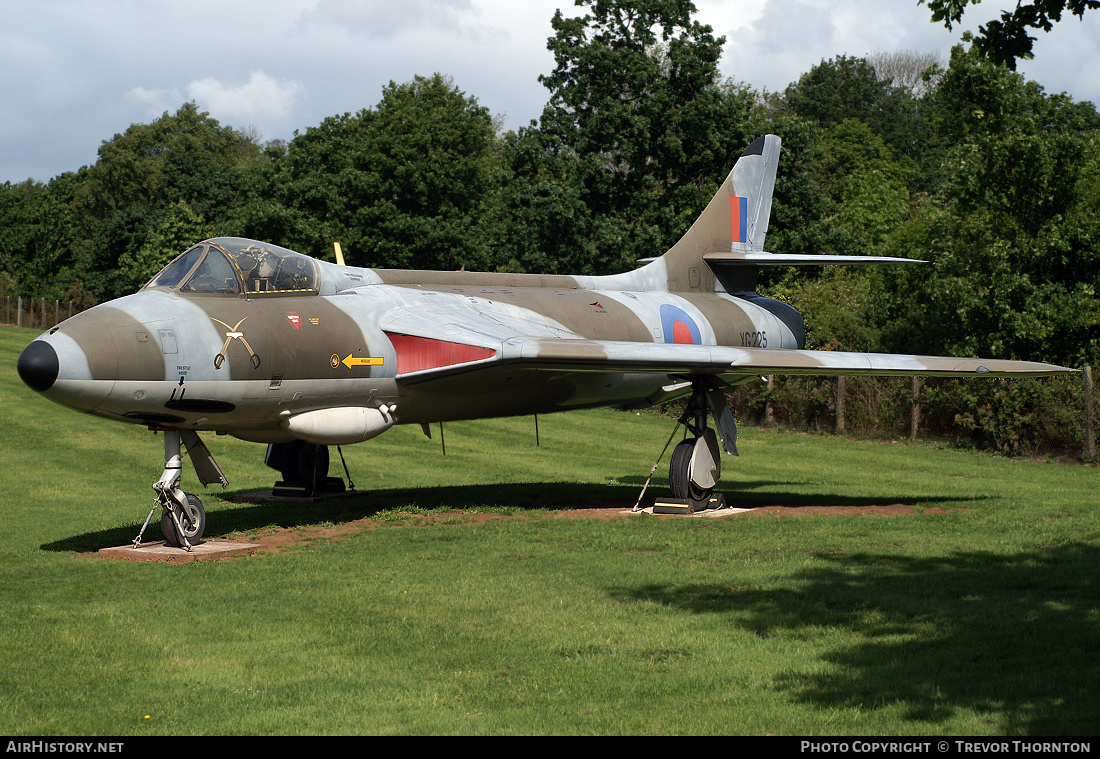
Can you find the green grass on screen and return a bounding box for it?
[2,324,1098,735]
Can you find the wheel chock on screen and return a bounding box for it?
[652,492,726,515]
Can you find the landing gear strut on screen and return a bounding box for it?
[132,428,227,551]
[668,385,723,502]
[634,378,738,513]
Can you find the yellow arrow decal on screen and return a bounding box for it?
[341,354,384,369]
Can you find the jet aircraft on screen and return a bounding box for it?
[17,135,1072,548]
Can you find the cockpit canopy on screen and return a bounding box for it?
[144,238,319,296]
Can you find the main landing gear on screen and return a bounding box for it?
[132,428,228,551]
[635,379,739,514]
[264,441,349,498]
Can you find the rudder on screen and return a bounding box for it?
[659,135,781,291]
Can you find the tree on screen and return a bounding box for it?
[878,45,1100,368]
[758,57,926,290]
[921,0,1100,69]
[781,55,928,161]
[929,45,1100,231]
[0,180,46,292]
[263,74,506,272]
[534,0,755,272]
[496,126,593,274]
[0,173,83,300]
[116,199,212,292]
[353,75,505,272]
[69,103,267,298]
[867,50,944,97]
[815,120,912,254]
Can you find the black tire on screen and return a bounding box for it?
[161,493,206,547]
[299,443,329,491]
[278,441,330,486]
[669,439,710,501]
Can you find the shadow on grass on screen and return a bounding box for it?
[610,543,1100,735]
[44,480,972,553]
[41,481,638,552]
[618,475,986,509]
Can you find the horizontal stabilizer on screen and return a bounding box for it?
[704,251,923,266]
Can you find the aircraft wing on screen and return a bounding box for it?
[496,339,1072,379]
[378,308,1072,382]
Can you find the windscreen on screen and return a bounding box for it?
[144,238,319,296]
[213,238,318,293]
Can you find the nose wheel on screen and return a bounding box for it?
[160,492,206,547]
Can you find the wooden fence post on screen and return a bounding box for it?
[836,376,846,433]
[1085,366,1096,460]
[911,376,921,440]
[765,375,774,425]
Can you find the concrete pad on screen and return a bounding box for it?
[97,540,261,562]
[623,506,754,518]
[228,489,361,504]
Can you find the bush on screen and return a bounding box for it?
[724,373,1092,459]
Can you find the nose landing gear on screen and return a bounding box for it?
[159,491,206,548]
[132,428,227,551]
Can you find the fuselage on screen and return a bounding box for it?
[18,237,802,444]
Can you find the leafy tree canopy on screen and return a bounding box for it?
[921,0,1100,68]
[782,54,928,160]
[265,74,505,272]
[535,0,754,271]
[69,102,266,298]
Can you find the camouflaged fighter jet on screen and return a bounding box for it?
[17,135,1072,548]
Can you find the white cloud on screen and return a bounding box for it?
[186,71,306,124]
[125,85,183,116]
[299,0,480,38]
[709,0,957,93]
[705,0,1100,98]
[5,0,1100,182]
[125,71,304,135]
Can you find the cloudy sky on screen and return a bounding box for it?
[5,0,1100,184]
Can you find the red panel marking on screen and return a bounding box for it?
[730,195,748,243]
[672,321,694,345]
[385,332,496,375]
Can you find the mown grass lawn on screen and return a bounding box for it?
[2,324,1097,735]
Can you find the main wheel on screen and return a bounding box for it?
[669,439,710,502]
[277,441,330,487]
[161,493,206,547]
[299,443,329,491]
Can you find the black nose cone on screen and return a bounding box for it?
[17,340,59,392]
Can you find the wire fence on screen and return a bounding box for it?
[3,296,91,331]
[738,370,1097,461]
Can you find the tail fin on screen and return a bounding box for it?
[730,135,781,253]
[660,135,781,291]
[657,134,919,292]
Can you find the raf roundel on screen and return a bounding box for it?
[659,304,701,345]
